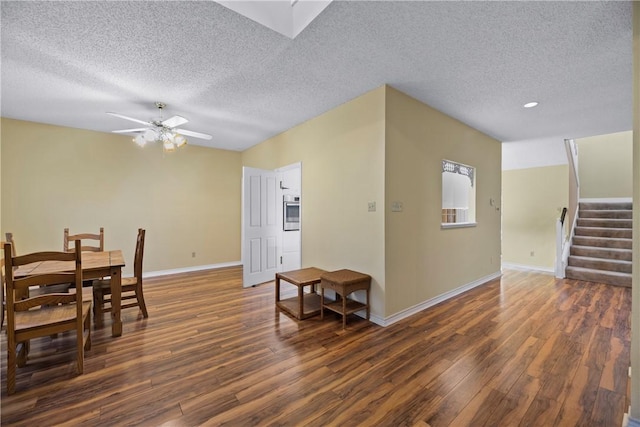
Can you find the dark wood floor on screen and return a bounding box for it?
[0,267,631,426]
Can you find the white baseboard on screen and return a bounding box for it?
[580,197,633,203]
[369,271,502,327]
[143,261,241,279]
[501,262,554,275]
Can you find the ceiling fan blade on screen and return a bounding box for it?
[162,115,189,128]
[112,128,148,134]
[107,112,151,126]
[175,128,213,140]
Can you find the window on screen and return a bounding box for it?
[442,160,476,227]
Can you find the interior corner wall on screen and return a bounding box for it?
[502,164,569,270]
[384,86,502,318]
[241,86,387,319]
[0,118,242,274]
[577,131,633,199]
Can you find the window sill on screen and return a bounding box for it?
[441,222,477,229]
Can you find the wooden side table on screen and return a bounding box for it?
[320,269,371,329]
[275,267,327,320]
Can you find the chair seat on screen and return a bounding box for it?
[93,276,137,292]
[15,300,92,333]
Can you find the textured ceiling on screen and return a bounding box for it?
[0,1,633,152]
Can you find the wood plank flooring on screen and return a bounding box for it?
[0,267,631,426]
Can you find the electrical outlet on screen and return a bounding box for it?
[368,201,376,212]
[192,252,196,258]
[391,201,403,212]
[530,251,535,257]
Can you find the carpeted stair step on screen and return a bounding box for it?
[570,245,632,261]
[572,236,632,249]
[566,201,633,286]
[579,202,633,211]
[565,266,631,287]
[577,218,632,228]
[580,209,632,219]
[574,227,632,239]
[568,255,632,273]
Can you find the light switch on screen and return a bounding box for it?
[368,201,376,212]
[391,201,403,212]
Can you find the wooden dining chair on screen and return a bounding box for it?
[64,227,104,252]
[3,241,92,395]
[93,229,147,326]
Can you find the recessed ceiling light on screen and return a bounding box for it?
[523,101,539,108]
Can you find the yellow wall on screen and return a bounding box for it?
[243,85,502,320]
[577,131,633,199]
[384,87,502,316]
[242,86,387,317]
[502,165,569,270]
[1,118,242,274]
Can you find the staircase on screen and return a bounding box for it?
[565,201,632,287]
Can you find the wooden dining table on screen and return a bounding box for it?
[14,250,126,337]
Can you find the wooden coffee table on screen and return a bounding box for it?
[275,267,327,320]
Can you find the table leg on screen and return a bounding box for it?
[110,266,122,337]
[320,286,324,320]
[275,276,281,303]
[366,288,370,320]
[342,291,347,329]
[298,284,304,319]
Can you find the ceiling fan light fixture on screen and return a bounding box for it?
[174,134,187,148]
[144,129,157,142]
[163,139,176,152]
[134,134,147,147]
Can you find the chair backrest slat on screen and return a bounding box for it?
[13,272,76,290]
[15,293,77,311]
[13,250,76,266]
[64,227,104,253]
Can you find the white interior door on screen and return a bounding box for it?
[242,167,280,287]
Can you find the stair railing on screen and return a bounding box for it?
[555,138,581,278]
[555,207,570,278]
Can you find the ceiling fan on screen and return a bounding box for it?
[107,102,212,151]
